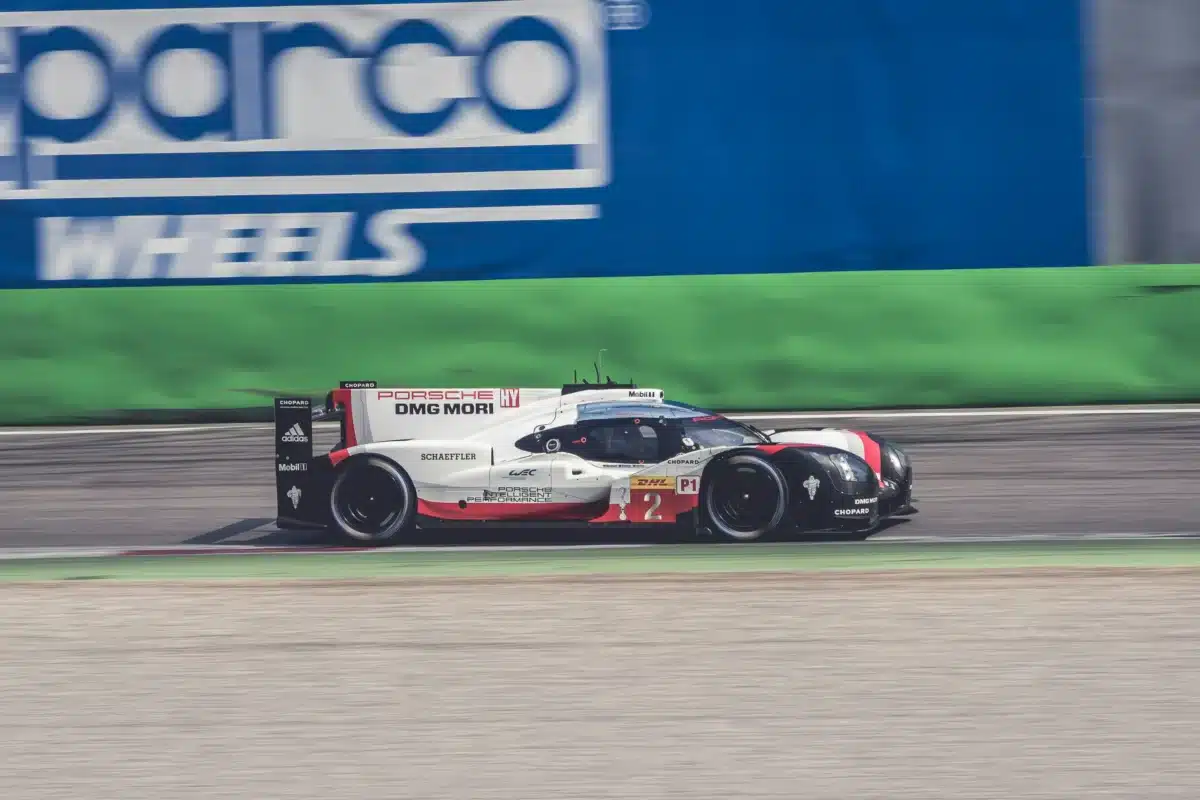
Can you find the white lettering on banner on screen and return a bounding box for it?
[0,1,614,200]
[40,213,353,280]
[36,206,599,280]
[1,0,647,282]
[601,0,651,30]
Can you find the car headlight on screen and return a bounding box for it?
[812,451,873,491]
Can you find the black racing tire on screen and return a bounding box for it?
[329,456,416,545]
[701,453,790,542]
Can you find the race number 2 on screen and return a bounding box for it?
[644,492,663,521]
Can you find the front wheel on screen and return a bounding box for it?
[329,456,416,545]
[701,454,789,542]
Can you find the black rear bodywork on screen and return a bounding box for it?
[273,397,335,530]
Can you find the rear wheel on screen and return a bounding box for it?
[329,456,416,545]
[702,454,789,541]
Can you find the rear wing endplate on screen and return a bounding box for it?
[273,397,314,523]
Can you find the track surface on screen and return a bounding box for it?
[2,409,1198,548]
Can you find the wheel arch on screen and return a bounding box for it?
[744,445,850,527]
[696,448,792,541]
[328,452,419,545]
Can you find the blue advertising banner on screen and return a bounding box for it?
[0,0,1089,287]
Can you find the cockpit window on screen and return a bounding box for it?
[567,423,660,463]
[680,416,768,448]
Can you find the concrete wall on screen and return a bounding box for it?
[1089,0,1200,264]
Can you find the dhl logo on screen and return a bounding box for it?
[631,476,674,490]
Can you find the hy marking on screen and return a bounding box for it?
[3,404,1200,438]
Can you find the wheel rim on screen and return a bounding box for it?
[707,462,782,536]
[333,462,409,541]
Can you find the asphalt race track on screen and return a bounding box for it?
[5,407,1200,800]
[1,407,1198,549]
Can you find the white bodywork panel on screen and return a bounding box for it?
[767,429,871,465]
[329,386,871,522]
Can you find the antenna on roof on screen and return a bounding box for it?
[561,353,638,395]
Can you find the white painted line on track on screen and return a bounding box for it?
[4,404,1200,437]
[365,544,656,553]
[877,532,1200,543]
[731,406,1200,422]
[1,537,1197,562]
[0,543,658,561]
[0,548,127,559]
[128,543,657,554]
[0,423,263,437]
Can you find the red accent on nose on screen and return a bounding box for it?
[853,432,883,475]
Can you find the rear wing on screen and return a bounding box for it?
[311,380,372,448]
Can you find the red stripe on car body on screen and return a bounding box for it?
[417,499,605,522]
[853,432,883,475]
[331,388,357,447]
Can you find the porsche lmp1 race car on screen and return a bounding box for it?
[273,379,916,545]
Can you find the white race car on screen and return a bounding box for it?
[273,379,915,544]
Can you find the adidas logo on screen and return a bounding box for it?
[281,423,309,444]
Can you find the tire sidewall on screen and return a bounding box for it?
[330,456,416,544]
[702,453,789,542]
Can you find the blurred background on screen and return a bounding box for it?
[0,0,1196,424]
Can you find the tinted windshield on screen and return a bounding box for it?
[680,416,768,448]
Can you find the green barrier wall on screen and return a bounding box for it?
[2,265,1198,425]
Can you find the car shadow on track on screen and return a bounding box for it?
[183,517,911,549]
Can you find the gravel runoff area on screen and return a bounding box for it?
[2,570,1199,800]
